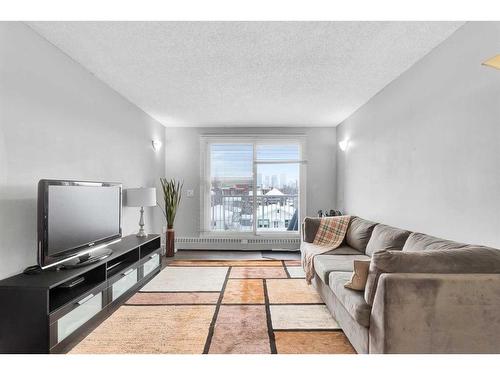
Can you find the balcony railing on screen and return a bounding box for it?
[210,194,298,232]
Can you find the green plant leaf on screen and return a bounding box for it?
[159,177,183,229]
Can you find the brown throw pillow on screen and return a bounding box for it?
[344,260,371,291]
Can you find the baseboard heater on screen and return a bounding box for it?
[175,237,300,251]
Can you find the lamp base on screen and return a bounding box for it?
[136,206,147,237]
[136,229,148,238]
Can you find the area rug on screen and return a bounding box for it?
[70,259,355,354]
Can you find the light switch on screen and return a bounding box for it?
[186,189,194,197]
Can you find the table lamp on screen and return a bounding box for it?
[125,187,157,237]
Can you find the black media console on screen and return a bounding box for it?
[0,234,162,353]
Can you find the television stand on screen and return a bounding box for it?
[0,234,161,353]
[62,248,113,269]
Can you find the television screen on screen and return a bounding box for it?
[47,185,121,256]
[38,180,122,267]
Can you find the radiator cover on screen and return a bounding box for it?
[175,237,300,251]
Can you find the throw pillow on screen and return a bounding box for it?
[344,260,371,291]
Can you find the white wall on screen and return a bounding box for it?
[165,127,337,237]
[336,22,500,247]
[0,22,166,278]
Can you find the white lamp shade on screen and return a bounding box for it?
[125,187,157,207]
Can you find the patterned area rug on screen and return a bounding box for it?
[70,260,355,354]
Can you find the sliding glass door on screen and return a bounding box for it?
[203,137,304,235]
[254,144,300,233]
[209,143,254,232]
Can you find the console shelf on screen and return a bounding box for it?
[0,234,162,353]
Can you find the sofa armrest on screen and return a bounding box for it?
[369,273,500,353]
[365,247,500,306]
[302,217,321,243]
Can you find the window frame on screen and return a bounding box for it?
[200,134,307,238]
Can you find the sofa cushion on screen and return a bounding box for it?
[302,217,321,243]
[365,224,411,256]
[373,247,500,274]
[402,232,470,251]
[345,216,377,253]
[329,271,371,327]
[314,253,370,284]
[364,247,500,306]
[323,245,363,256]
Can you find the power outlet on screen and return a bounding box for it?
[186,189,194,197]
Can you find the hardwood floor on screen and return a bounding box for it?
[172,250,301,261]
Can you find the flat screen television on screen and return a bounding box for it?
[37,179,122,269]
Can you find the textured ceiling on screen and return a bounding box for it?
[28,21,464,127]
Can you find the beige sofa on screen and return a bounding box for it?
[302,216,500,353]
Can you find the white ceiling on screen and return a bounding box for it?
[28,21,464,127]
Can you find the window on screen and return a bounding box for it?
[209,143,254,232]
[201,136,305,235]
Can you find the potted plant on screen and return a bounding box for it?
[159,178,183,257]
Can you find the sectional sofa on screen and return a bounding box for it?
[302,216,500,354]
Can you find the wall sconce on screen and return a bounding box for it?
[152,140,162,151]
[482,55,500,70]
[339,139,350,152]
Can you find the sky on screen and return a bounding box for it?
[210,143,300,184]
